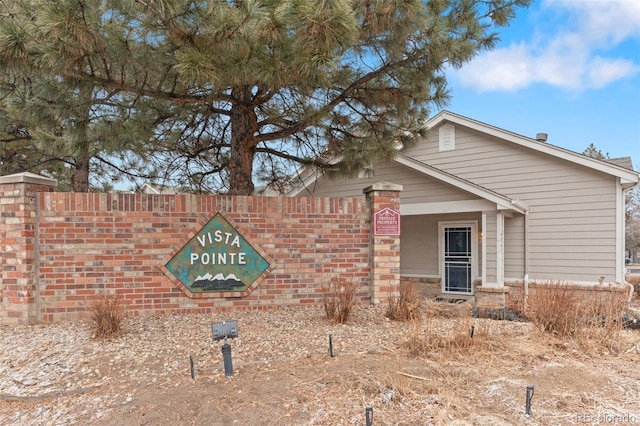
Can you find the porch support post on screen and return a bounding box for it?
[496,212,504,286]
[476,210,508,309]
[481,212,487,287]
[0,172,57,324]
[363,182,403,305]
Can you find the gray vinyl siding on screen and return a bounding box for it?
[504,215,525,280]
[401,215,439,275]
[305,160,474,204]
[484,213,497,283]
[406,125,619,282]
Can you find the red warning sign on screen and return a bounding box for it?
[374,208,401,236]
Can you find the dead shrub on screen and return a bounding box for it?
[577,290,628,353]
[89,294,126,339]
[386,281,422,321]
[525,281,580,336]
[626,275,640,298]
[404,321,433,357]
[525,281,628,353]
[424,298,471,318]
[322,277,356,324]
[405,302,490,358]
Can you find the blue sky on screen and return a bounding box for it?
[441,0,640,169]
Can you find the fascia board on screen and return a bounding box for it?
[401,199,496,215]
[621,176,640,190]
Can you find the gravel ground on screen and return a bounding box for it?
[1,304,640,425]
[0,306,406,424]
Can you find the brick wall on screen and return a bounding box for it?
[506,280,631,312]
[1,173,403,324]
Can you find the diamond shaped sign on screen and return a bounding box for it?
[165,213,270,294]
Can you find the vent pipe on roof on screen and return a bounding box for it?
[536,133,548,142]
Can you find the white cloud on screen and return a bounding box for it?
[586,56,639,88]
[454,0,640,92]
[551,0,640,46]
[456,44,534,91]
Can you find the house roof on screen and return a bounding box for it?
[605,157,634,171]
[426,111,639,188]
[140,183,181,194]
[284,111,640,197]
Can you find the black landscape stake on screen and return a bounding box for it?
[365,406,373,425]
[189,355,195,379]
[328,334,334,357]
[221,342,234,376]
[525,385,535,416]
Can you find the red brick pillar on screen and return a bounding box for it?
[363,182,402,305]
[0,172,57,324]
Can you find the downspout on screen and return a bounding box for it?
[524,210,530,313]
[622,186,635,305]
[511,199,530,312]
[616,180,624,284]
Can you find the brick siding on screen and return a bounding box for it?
[37,194,371,322]
[2,174,405,323]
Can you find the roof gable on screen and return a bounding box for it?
[426,111,639,187]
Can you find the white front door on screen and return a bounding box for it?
[440,222,477,294]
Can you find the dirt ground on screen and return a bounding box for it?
[1,304,640,426]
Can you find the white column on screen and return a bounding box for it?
[481,211,487,287]
[496,212,504,286]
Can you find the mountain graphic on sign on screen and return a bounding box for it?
[192,272,246,291]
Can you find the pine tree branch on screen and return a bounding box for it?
[256,57,413,143]
[61,70,232,115]
[93,154,152,180]
[254,146,333,168]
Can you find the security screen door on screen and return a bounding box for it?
[442,225,473,294]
